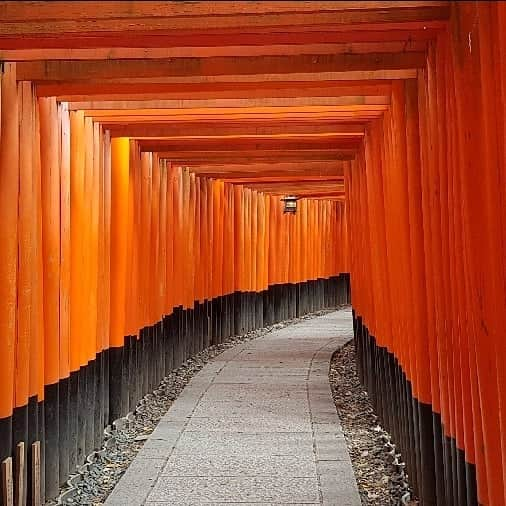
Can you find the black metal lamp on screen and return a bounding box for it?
[281,195,299,214]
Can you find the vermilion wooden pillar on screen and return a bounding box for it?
[39,96,61,499]
[0,62,18,469]
[109,137,130,422]
[404,78,437,504]
[58,102,71,485]
[14,80,34,505]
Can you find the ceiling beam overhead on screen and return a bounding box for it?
[68,95,390,111]
[0,2,451,22]
[233,182,345,192]
[254,189,346,197]
[188,171,345,180]
[137,139,361,153]
[181,161,347,177]
[85,106,388,124]
[106,123,365,138]
[221,175,345,184]
[0,2,449,36]
[156,150,356,162]
[38,80,394,100]
[133,134,363,142]
[0,28,441,52]
[39,83,394,102]
[31,69,417,85]
[1,40,428,61]
[16,52,426,81]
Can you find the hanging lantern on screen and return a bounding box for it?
[281,195,299,214]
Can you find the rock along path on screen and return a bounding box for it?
[105,309,360,506]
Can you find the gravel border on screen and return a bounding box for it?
[329,340,416,506]
[48,309,337,506]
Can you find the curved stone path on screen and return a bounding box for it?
[105,309,360,506]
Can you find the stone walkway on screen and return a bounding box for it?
[105,309,360,505]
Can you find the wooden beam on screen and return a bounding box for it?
[68,95,390,111]
[237,183,346,193]
[107,123,365,138]
[0,2,451,22]
[184,160,346,177]
[138,139,361,153]
[84,105,388,124]
[131,132,363,143]
[31,69,418,85]
[0,5,449,36]
[258,189,346,197]
[38,79,394,100]
[193,170,345,179]
[42,86,394,102]
[1,40,427,61]
[303,195,346,200]
[222,175,345,183]
[91,111,384,124]
[157,150,356,162]
[238,180,345,187]
[16,52,426,81]
[86,105,386,116]
[0,28,441,51]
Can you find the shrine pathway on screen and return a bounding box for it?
[105,309,361,506]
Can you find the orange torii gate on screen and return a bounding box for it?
[2,2,506,506]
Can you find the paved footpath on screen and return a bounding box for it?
[105,309,361,506]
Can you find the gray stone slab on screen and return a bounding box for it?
[314,438,351,461]
[203,384,307,401]
[313,422,343,434]
[161,398,200,421]
[317,459,358,477]
[150,420,186,439]
[105,458,166,506]
[146,476,320,503]
[192,400,310,417]
[172,431,315,456]
[160,453,317,477]
[184,415,312,433]
[135,438,179,459]
[320,473,362,506]
[147,502,319,505]
[218,367,310,375]
[212,376,310,385]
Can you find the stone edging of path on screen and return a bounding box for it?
[309,337,362,506]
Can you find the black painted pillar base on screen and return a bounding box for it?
[352,311,478,506]
[0,415,12,469]
[58,377,70,485]
[12,403,28,499]
[108,346,123,424]
[44,382,59,500]
[26,396,40,505]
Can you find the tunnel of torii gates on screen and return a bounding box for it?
[0,1,506,505]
